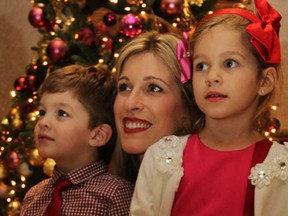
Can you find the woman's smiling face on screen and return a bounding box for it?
[114,52,187,157]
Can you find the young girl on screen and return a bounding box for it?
[130,0,288,215]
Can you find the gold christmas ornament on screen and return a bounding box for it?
[0,182,9,199]
[1,118,9,125]
[18,162,33,177]
[9,107,22,130]
[28,148,44,166]
[9,107,20,119]
[27,111,38,122]
[43,158,56,177]
[11,115,23,131]
[0,163,7,180]
[126,0,142,5]
[180,0,196,32]
[8,199,21,216]
[187,0,206,7]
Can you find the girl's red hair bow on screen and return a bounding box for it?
[247,0,281,64]
[197,0,282,64]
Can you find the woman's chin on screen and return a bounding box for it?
[121,143,146,155]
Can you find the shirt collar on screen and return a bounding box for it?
[51,160,108,184]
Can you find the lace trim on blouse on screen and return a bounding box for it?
[249,142,288,188]
[155,136,184,174]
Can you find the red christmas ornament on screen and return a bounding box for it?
[26,64,38,75]
[28,6,46,28]
[14,76,27,91]
[44,21,58,32]
[268,117,281,132]
[76,27,95,46]
[47,39,68,62]
[120,14,143,38]
[25,75,37,91]
[4,151,20,169]
[102,37,113,51]
[103,12,117,26]
[160,0,183,16]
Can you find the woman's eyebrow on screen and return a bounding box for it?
[144,76,169,86]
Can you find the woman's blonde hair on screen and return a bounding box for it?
[112,31,197,183]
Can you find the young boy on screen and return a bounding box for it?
[20,64,134,216]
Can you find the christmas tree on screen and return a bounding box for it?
[5,0,285,214]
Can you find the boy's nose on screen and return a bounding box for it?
[37,117,51,129]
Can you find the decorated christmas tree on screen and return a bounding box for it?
[6,0,287,215]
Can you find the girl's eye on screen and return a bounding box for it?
[118,83,131,92]
[194,63,208,71]
[39,109,45,117]
[224,60,238,68]
[148,84,162,93]
[57,110,69,117]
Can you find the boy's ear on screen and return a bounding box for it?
[89,124,112,147]
[258,67,277,96]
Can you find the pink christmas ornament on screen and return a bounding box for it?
[14,76,26,91]
[120,14,143,38]
[28,6,46,28]
[160,0,183,16]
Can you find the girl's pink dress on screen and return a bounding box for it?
[171,134,255,216]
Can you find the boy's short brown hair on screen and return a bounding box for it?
[39,64,117,163]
